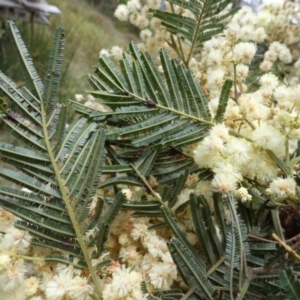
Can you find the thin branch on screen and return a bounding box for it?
[272,233,300,261]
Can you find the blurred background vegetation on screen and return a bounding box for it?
[0,0,136,102]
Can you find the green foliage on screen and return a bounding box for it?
[1,1,300,299]
[0,21,126,299]
[215,79,233,123]
[151,0,239,66]
[280,269,300,300]
[70,42,214,191]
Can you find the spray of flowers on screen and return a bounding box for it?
[2,0,300,299]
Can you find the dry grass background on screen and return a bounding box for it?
[47,0,137,99]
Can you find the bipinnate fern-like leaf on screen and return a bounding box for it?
[70,41,213,191]
[0,21,126,299]
[72,42,212,149]
[280,269,300,300]
[190,194,224,265]
[151,0,239,65]
[5,22,43,100]
[139,192,287,300]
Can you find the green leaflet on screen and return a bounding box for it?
[0,22,126,299]
[280,269,300,300]
[215,79,233,123]
[5,21,43,100]
[84,42,213,148]
[1,4,297,299]
[151,0,239,65]
[71,41,215,189]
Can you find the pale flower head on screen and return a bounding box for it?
[0,208,18,231]
[234,42,257,64]
[239,93,270,120]
[295,58,300,69]
[224,98,241,121]
[109,46,123,61]
[174,188,192,210]
[193,136,224,168]
[274,110,294,127]
[212,161,242,183]
[66,276,94,300]
[269,41,284,53]
[44,274,71,300]
[140,28,152,41]
[148,0,162,9]
[127,0,141,12]
[252,124,285,156]
[212,173,238,194]
[188,57,198,69]
[209,124,230,142]
[260,60,273,72]
[0,259,27,291]
[75,94,84,102]
[121,188,132,200]
[102,283,115,300]
[114,4,129,21]
[0,227,32,253]
[206,69,225,88]
[259,73,279,90]
[223,138,252,165]
[195,180,213,200]
[144,235,168,258]
[254,27,266,43]
[207,49,223,67]
[108,265,143,299]
[236,187,252,203]
[149,17,161,30]
[264,50,278,63]
[257,10,274,28]
[279,48,292,64]
[273,86,293,109]
[225,22,240,42]
[240,24,255,41]
[24,276,40,297]
[55,263,81,277]
[130,219,151,241]
[141,253,158,272]
[242,146,278,183]
[134,14,149,29]
[149,262,173,290]
[208,97,219,117]
[269,177,296,198]
[119,245,142,266]
[235,63,249,81]
[161,252,177,278]
[0,254,11,271]
[118,233,131,246]
[99,49,109,57]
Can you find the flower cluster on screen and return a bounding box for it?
[191,1,300,199]
[0,208,93,300]
[3,0,300,299]
[99,2,300,295]
[102,196,178,299]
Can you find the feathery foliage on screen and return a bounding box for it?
[1,0,300,299]
[151,0,239,66]
[0,21,126,300]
